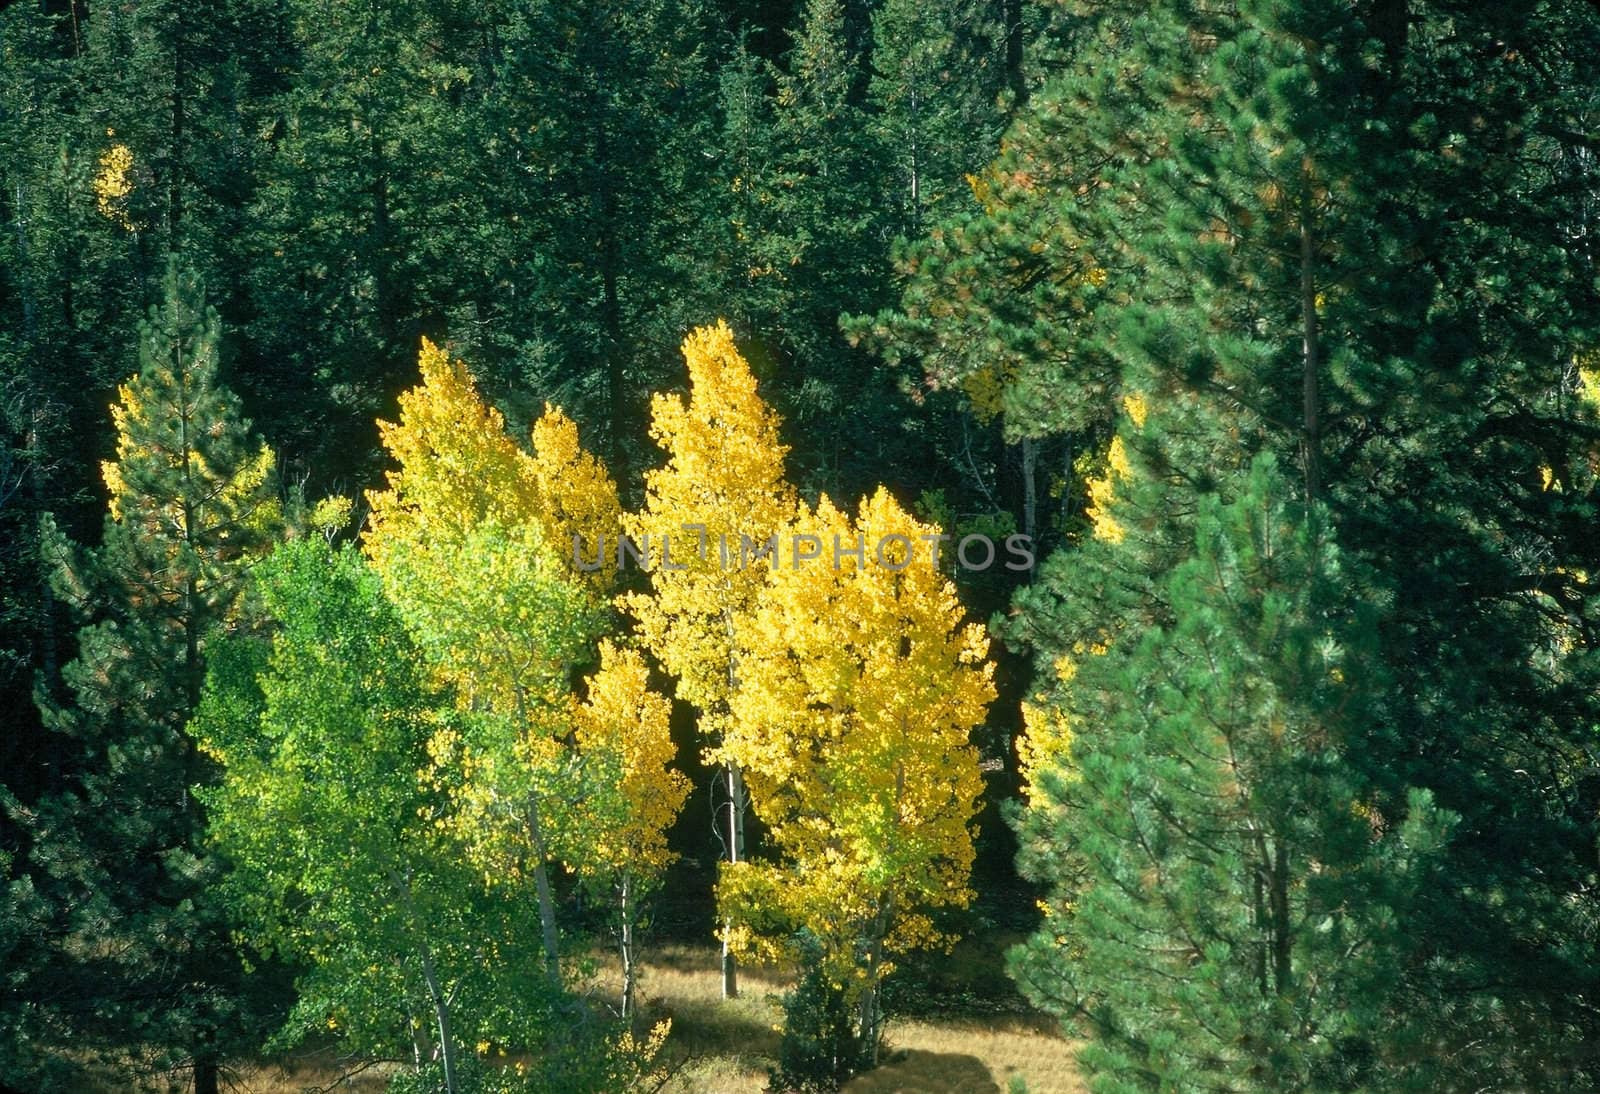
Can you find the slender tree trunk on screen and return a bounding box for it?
[857,897,892,1068]
[721,761,746,999]
[619,872,637,1021]
[720,609,748,1000]
[391,869,459,1093]
[1300,195,1321,505]
[417,939,459,1094]
[1002,0,1026,109]
[406,1003,434,1068]
[525,801,563,984]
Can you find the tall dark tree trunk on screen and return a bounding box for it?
[1002,0,1026,108]
[1300,202,1320,505]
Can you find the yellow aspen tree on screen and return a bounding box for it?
[528,404,624,594]
[363,338,617,983]
[567,642,690,1019]
[365,338,540,562]
[721,486,995,1063]
[365,338,621,589]
[621,320,799,998]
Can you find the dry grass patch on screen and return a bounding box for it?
[849,1015,1083,1094]
[619,944,1081,1094]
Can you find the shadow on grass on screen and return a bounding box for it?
[650,993,782,1060]
[844,1049,1001,1093]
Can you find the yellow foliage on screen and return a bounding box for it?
[720,486,995,986]
[1085,436,1132,544]
[365,338,619,591]
[529,404,623,593]
[961,362,1015,424]
[569,641,689,878]
[1122,391,1148,429]
[1084,392,1148,544]
[94,143,140,229]
[622,320,798,741]
[365,339,540,567]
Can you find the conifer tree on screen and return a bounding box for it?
[23,262,281,1093]
[866,0,1005,241]
[993,1,1600,1085]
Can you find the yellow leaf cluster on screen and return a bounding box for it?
[1084,392,1148,544]
[721,486,995,974]
[961,362,1015,423]
[529,404,624,593]
[366,339,539,566]
[94,143,140,230]
[622,321,798,739]
[569,641,689,878]
[365,338,620,590]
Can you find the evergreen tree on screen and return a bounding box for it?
[762,0,903,497]
[866,0,1004,242]
[996,1,1600,1085]
[13,264,281,1093]
[468,0,720,488]
[1012,442,1455,1087]
[242,0,468,483]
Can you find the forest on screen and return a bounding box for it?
[2,0,1599,1091]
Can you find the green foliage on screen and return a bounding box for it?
[770,931,869,1093]
[1013,452,1457,1088]
[195,539,562,1084]
[9,264,283,1087]
[6,0,1600,1089]
[994,0,1600,1087]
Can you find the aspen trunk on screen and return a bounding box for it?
[418,939,459,1094]
[526,802,562,983]
[620,872,637,1020]
[722,762,746,999]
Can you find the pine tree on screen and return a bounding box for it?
[243,0,472,482]
[1012,443,1455,1088]
[468,0,720,485]
[760,0,927,498]
[998,0,1600,1085]
[21,262,281,1093]
[866,0,1005,242]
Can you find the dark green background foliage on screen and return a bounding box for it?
[3,0,1598,1090]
